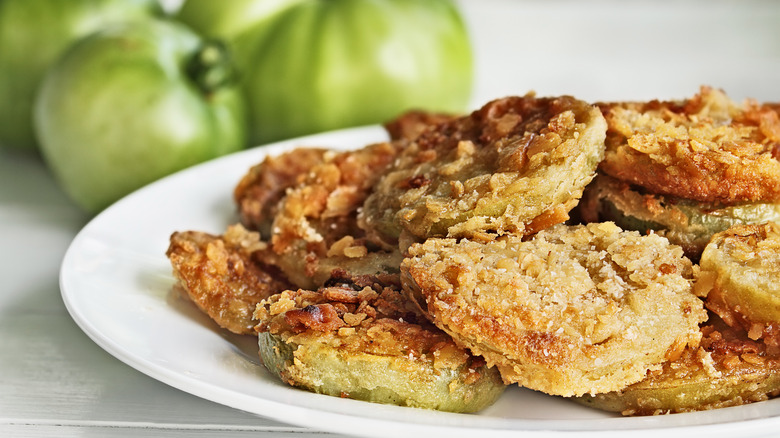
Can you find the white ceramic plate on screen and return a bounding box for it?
[61,126,780,438]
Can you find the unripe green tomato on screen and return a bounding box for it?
[34,19,247,213]
[177,0,473,145]
[0,0,163,151]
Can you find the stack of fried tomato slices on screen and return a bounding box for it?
[167,88,780,416]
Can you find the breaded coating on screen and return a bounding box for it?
[166,224,292,335]
[697,222,780,351]
[575,314,780,415]
[401,222,707,397]
[233,108,452,239]
[253,271,506,413]
[599,86,780,204]
[360,94,607,245]
[233,147,329,237]
[269,142,402,290]
[580,173,780,260]
[383,110,459,141]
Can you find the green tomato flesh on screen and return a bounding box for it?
[34,20,246,213]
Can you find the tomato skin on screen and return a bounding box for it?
[178,0,473,145]
[34,19,247,213]
[0,0,163,151]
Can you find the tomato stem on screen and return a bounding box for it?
[186,40,236,95]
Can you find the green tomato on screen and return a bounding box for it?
[34,19,247,213]
[176,0,300,40]
[0,0,163,151]
[177,0,473,145]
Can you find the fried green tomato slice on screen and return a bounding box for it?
[697,222,780,350]
[233,147,329,237]
[401,222,707,397]
[575,315,780,415]
[253,272,506,413]
[360,93,607,245]
[269,142,403,290]
[598,86,780,204]
[166,224,292,335]
[579,173,780,260]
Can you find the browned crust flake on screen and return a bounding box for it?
[234,147,330,236]
[599,86,780,203]
[166,224,292,335]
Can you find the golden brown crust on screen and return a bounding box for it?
[255,272,436,353]
[166,224,292,335]
[269,142,403,289]
[383,110,459,142]
[233,147,329,236]
[360,94,607,244]
[580,173,700,257]
[576,315,780,415]
[579,173,780,260]
[698,222,780,351]
[599,86,780,203]
[401,222,707,397]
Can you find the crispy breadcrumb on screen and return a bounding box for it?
[269,142,403,289]
[599,86,780,203]
[699,222,780,351]
[234,147,329,237]
[360,93,606,244]
[576,314,780,415]
[166,224,292,335]
[579,173,780,260]
[401,222,706,397]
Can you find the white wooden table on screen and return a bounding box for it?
[3,1,780,437]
